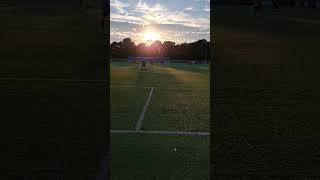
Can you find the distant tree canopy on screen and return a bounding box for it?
[111,38,211,61]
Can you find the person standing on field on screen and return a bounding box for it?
[141,60,147,71]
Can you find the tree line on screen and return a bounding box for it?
[110,38,211,61]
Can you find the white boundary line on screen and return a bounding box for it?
[199,67,209,70]
[111,130,210,136]
[135,87,155,130]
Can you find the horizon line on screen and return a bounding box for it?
[110,38,210,45]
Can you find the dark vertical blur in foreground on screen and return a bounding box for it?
[212,3,320,179]
[0,0,107,179]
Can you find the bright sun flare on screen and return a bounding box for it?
[143,31,160,42]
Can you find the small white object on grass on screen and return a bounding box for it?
[174,148,177,151]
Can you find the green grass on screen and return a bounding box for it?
[213,7,320,177]
[111,62,209,88]
[111,134,209,180]
[111,62,210,179]
[111,87,150,129]
[144,88,209,131]
[110,63,139,85]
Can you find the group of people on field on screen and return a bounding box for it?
[140,60,154,71]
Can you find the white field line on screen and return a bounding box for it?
[135,87,155,130]
[111,130,210,136]
[0,77,107,83]
[199,67,209,69]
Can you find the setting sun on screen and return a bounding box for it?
[143,31,160,43]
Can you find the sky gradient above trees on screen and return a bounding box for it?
[110,0,210,44]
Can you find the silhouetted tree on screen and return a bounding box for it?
[136,43,149,57]
[110,41,123,58]
[120,38,135,57]
[162,41,175,57]
[110,38,211,63]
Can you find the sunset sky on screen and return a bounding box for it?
[110,0,210,44]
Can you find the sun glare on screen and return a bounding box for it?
[143,31,160,43]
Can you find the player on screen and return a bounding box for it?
[141,60,147,71]
[150,61,154,71]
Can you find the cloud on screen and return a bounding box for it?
[110,0,129,13]
[111,0,208,28]
[110,0,210,44]
[140,6,204,28]
[111,13,144,24]
[135,1,167,13]
[110,21,209,44]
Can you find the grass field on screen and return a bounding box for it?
[111,62,210,179]
[0,4,107,179]
[213,7,320,178]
